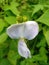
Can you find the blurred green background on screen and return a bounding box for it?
[0,0,49,65]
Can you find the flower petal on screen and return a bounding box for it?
[18,38,31,58]
[6,23,25,39]
[6,21,39,40]
[24,21,39,40]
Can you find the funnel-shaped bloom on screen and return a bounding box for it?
[6,21,39,58]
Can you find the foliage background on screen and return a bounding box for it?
[0,0,49,65]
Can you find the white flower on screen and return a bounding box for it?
[18,38,31,58]
[6,21,39,58]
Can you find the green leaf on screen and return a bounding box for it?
[39,47,47,55]
[9,2,20,16]
[0,42,9,58]
[37,9,49,26]
[39,62,48,65]
[32,55,40,62]
[20,58,38,65]
[9,40,20,58]
[0,33,8,43]
[5,10,15,16]
[39,47,47,63]
[3,4,10,11]
[10,1,19,7]
[8,40,20,65]
[36,36,46,47]
[39,0,49,5]
[3,1,19,16]
[8,50,19,65]
[32,5,44,15]
[9,40,18,51]
[5,16,16,25]
[43,28,49,45]
[0,19,5,33]
[10,7,19,16]
[0,0,4,3]
[0,59,12,65]
[32,54,47,63]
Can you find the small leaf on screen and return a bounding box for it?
[0,33,8,43]
[39,47,47,63]
[0,59,12,65]
[0,19,5,33]
[3,4,10,11]
[43,28,49,45]
[36,36,46,47]
[8,50,19,65]
[37,9,49,26]
[32,5,44,15]
[0,42,9,58]
[9,2,20,15]
[5,16,16,25]
[39,47,47,55]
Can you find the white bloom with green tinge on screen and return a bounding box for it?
[6,21,39,58]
